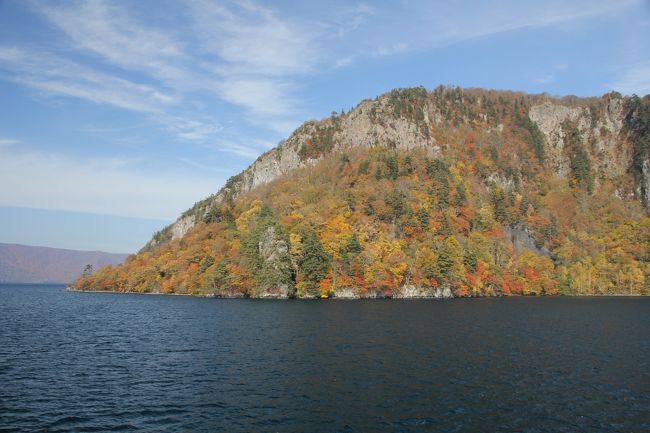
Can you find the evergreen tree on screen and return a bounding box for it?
[492,188,507,223]
[518,113,546,163]
[418,208,430,231]
[385,188,407,222]
[199,255,214,273]
[455,184,467,206]
[358,159,370,175]
[364,196,376,216]
[402,155,414,175]
[205,260,229,292]
[436,236,465,285]
[436,180,450,210]
[298,230,331,296]
[345,233,362,255]
[564,124,593,192]
[385,155,399,179]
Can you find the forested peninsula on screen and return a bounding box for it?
[73,86,650,298]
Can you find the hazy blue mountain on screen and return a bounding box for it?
[0,243,128,284]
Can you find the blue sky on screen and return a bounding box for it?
[0,0,649,253]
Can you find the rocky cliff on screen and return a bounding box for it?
[148,87,642,252]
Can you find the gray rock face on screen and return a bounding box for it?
[334,99,438,152]
[504,224,551,258]
[171,215,195,241]
[255,225,293,298]
[331,287,360,299]
[258,226,288,266]
[330,285,453,299]
[528,96,629,180]
[640,159,650,207]
[487,173,517,191]
[393,285,453,299]
[529,102,585,178]
[159,94,440,243]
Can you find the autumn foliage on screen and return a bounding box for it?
[73,88,650,297]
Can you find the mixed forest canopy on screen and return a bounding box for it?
[73,87,650,298]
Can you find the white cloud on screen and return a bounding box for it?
[40,0,190,87]
[187,0,319,131]
[334,0,641,63]
[208,141,261,159]
[0,137,20,147]
[373,42,408,57]
[27,0,313,138]
[178,157,233,173]
[0,46,176,113]
[215,77,297,118]
[157,114,224,142]
[534,64,569,85]
[0,147,218,220]
[0,46,230,145]
[333,56,353,69]
[332,3,375,38]
[610,61,650,95]
[189,0,320,76]
[426,0,638,44]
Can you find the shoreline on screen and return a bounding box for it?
[65,287,648,299]
[65,287,218,298]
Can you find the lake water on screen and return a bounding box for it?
[1,285,649,432]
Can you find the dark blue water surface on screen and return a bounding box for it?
[1,285,649,432]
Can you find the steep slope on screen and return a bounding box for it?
[146,88,645,249]
[74,86,650,297]
[0,243,127,284]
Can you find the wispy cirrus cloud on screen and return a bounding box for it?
[331,3,375,39]
[0,46,176,113]
[153,113,224,142]
[207,141,261,159]
[423,0,637,43]
[0,45,228,149]
[214,77,299,134]
[535,64,568,85]
[40,0,320,133]
[610,61,650,95]
[341,0,642,61]
[188,0,320,132]
[21,0,320,151]
[39,0,190,87]
[189,0,321,76]
[0,137,20,147]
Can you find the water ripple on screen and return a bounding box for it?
[1,286,649,432]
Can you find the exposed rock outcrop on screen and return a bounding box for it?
[255,225,293,298]
[528,96,628,180]
[504,224,552,258]
[171,215,195,240]
[392,285,453,299]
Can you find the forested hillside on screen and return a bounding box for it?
[73,87,650,297]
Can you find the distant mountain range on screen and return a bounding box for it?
[0,243,128,284]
